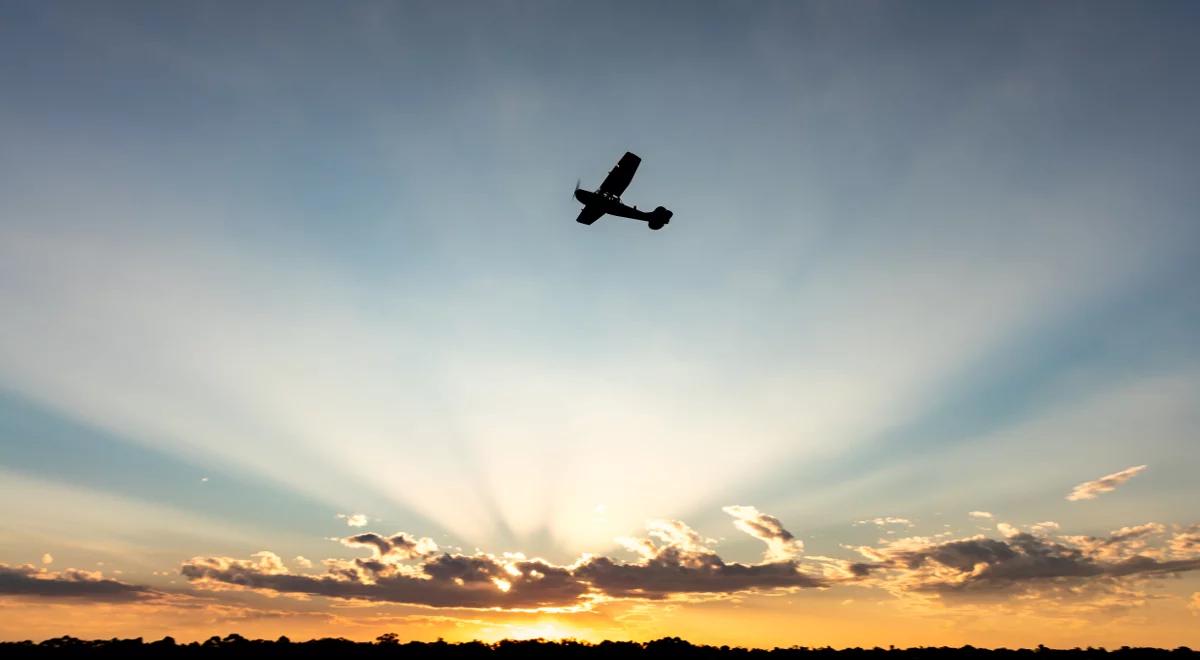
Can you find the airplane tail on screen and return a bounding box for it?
[648,206,673,231]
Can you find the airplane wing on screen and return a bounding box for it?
[597,152,641,197]
[575,206,604,225]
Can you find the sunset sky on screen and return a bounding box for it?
[2,0,1199,649]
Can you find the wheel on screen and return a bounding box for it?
[648,221,664,231]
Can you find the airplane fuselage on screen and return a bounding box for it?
[573,189,658,222]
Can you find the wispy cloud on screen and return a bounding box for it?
[968,511,993,519]
[856,517,914,528]
[1066,465,1147,501]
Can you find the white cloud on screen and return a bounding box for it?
[723,505,804,560]
[337,513,369,528]
[969,511,993,519]
[41,553,53,565]
[1067,465,1147,501]
[997,522,1021,538]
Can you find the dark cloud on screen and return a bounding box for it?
[181,511,825,609]
[181,552,585,609]
[574,548,822,599]
[340,532,437,562]
[853,528,1200,595]
[0,563,156,602]
[178,510,1200,611]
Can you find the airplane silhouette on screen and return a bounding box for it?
[574,152,673,230]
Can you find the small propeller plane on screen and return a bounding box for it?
[574,152,673,230]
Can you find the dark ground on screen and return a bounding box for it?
[1,636,1196,659]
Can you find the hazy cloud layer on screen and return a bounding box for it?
[857,517,914,528]
[1066,465,1147,501]
[0,563,156,602]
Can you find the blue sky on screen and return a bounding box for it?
[1,0,1199,645]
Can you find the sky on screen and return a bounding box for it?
[1,0,1199,648]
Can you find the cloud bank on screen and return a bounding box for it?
[181,508,823,609]
[849,522,1200,600]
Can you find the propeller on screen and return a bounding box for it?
[573,178,581,199]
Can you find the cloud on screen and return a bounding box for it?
[1031,521,1060,535]
[578,514,820,598]
[340,532,438,562]
[1060,523,1169,562]
[41,554,53,565]
[850,525,1200,599]
[1168,524,1200,558]
[1191,592,1200,614]
[722,505,805,560]
[182,550,584,610]
[1066,465,1147,501]
[293,556,313,569]
[856,517,914,528]
[0,563,156,602]
[181,509,824,609]
[969,511,994,519]
[337,513,370,527]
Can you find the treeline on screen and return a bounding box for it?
[0,635,1195,660]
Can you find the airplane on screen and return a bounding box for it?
[574,152,673,230]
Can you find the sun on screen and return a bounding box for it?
[496,622,579,642]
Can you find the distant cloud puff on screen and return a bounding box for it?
[41,553,53,565]
[0,563,156,602]
[969,511,994,519]
[294,556,313,569]
[1066,465,1147,501]
[180,508,824,609]
[337,513,369,527]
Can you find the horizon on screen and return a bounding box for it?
[7,633,1200,652]
[2,0,1199,650]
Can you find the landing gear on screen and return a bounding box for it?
[648,220,665,231]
